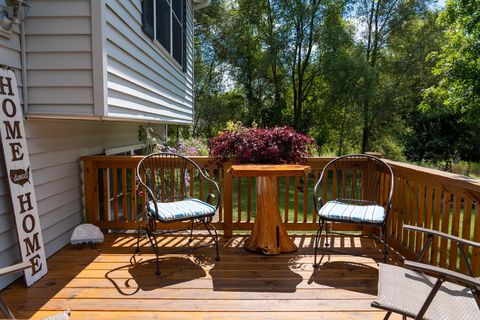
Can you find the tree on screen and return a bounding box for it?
[193,1,258,137]
[419,0,480,164]
[280,0,325,130]
[355,0,430,152]
[307,1,365,155]
[192,0,454,163]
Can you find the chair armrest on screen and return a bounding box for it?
[403,225,480,248]
[198,173,220,209]
[0,261,31,277]
[404,260,480,289]
[313,167,329,212]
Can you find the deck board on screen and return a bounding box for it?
[0,234,402,319]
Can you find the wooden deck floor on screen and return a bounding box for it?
[1,234,404,319]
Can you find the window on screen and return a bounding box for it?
[142,0,187,71]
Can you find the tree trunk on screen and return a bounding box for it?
[337,103,347,156]
[361,99,370,153]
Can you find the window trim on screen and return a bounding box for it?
[147,0,187,72]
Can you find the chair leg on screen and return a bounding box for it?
[203,218,220,261]
[144,227,161,275]
[383,311,392,320]
[135,226,143,253]
[313,219,325,268]
[152,233,161,275]
[474,290,480,308]
[325,222,330,247]
[382,224,388,263]
[189,220,195,243]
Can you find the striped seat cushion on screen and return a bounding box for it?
[147,198,216,222]
[318,200,385,224]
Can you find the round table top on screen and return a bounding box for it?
[228,164,311,177]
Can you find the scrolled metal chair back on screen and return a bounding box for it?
[137,152,197,203]
[315,154,394,216]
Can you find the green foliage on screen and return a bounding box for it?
[164,137,209,156]
[209,125,315,164]
[192,0,477,168]
[138,126,163,155]
[413,0,480,165]
[429,0,480,118]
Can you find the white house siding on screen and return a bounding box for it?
[105,0,195,124]
[0,8,23,289]
[25,0,95,116]
[0,119,163,290]
[0,25,23,104]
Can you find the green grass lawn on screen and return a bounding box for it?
[225,176,318,222]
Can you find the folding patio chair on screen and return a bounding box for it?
[372,225,480,319]
[312,154,394,267]
[135,152,220,275]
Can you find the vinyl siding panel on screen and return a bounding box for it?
[27,35,92,52]
[0,27,23,95]
[28,70,93,87]
[105,0,194,123]
[28,87,94,104]
[0,119,165,290]
[25,0,94,116]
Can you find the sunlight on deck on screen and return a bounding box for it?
[0,234,404,319]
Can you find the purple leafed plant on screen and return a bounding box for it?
[209,126,315,164]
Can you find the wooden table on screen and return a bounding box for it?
[229,164,311,255]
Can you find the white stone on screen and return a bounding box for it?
[70,224,104,245]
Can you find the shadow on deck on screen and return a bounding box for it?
[0,234,403,319]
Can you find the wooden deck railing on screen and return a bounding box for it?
[81,156,480,276]
[385,160,480,275]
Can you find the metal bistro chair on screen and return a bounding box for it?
[372,225,480,319]
[312,154,394,267]
[135,152,220,275]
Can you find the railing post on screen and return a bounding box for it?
[82,157,98,224]
[363,152,384,237]
[223,161,233,238]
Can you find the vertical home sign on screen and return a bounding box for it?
[0,69,48,286]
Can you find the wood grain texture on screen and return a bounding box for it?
[0,234,401,320]
[229,164,311,177]
[244,176,297,254]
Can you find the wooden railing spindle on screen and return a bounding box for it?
[112,168,118,222]
[460,197,473,273]
[284,176,290,222]
[449,194,462,270]
[431,187,442,264]
[439,192,451,268]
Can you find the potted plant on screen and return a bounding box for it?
[209,125,315,164]
[210,124,315,255]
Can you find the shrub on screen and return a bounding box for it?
[138,126,209,156]
[164,137,209,156]
[209,126,315,164]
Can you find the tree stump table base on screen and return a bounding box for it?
[243,176,298,255]
[228,165,311,255]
